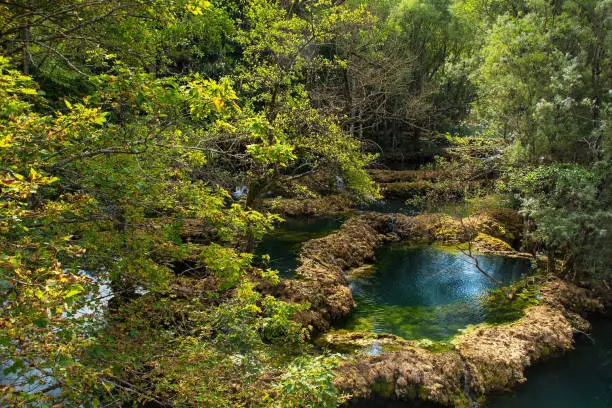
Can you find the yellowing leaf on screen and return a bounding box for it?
[34,289,44,300]
[0,135,12,147]
[19,87,38,96]
[28,168,39,181]
[212,96,224,111]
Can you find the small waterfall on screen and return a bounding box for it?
[368,341,383,356]
[462,362,479,408]
[335,175,345,191]
[388,215,397,234]
[232,185,248,199]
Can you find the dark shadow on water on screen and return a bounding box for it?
[486,317,612,408]
[255,215,347,278]
[348,397,444,408]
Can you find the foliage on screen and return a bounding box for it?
[269,355,344,408]
[507,164,612,278]
[0,55,100,406]
[0,28,354,405]
[2,0,612,405]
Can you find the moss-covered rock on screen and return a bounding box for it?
[380,180,442,199]
[473,233,514,253]
[540,278,604,316]
[368,169,443,184]
[262,195,353,217]
[456,305,574,395]
[319,330,414,355]
[334,277,603,407]
[334,347,467,406]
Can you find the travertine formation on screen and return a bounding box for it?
[260,210,605,406]
[331,278,602,407]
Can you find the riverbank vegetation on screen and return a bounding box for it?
[1,0,611,406]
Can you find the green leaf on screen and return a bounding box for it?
[64,283,85,299]
[33,317,49,328]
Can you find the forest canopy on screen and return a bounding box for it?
[1,0,611,406]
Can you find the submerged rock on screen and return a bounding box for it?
[334,277,604,407]
[263,210,530,332]
[472,233,514,254]
[259,209,605,406]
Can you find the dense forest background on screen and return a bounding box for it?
[1,0,611,406]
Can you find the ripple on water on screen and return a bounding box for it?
[337,244,533,341]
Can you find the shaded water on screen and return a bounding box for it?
[338,244,532,341]
[255,216,345,278]
[360,199,471,217]
[486,318,612,408]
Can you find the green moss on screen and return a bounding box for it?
[452,387,472,408]
[372,379,394,398]
[381,180,435,199]
[336,277,542,343]
[482,281,541,325]
[339,293,533,342]
[415,339,456,353]
[380,342,409,353]
[430,242,466,253]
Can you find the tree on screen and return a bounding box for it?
[228,0,379,213]
[507,164,612,279]
[0,50,347,407]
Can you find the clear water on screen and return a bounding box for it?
[338,244,532,340]
[255,216,346,278]
[486,318,612,408]
[257,214,612,407]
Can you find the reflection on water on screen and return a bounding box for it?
[255,216,346,278]
[339,244,532,340]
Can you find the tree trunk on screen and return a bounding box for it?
[547,247,556,274]
[22,21,30,75]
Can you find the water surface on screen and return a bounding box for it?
[339,244,532,340]
[486,318,612,408]
[255,216,345,277]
